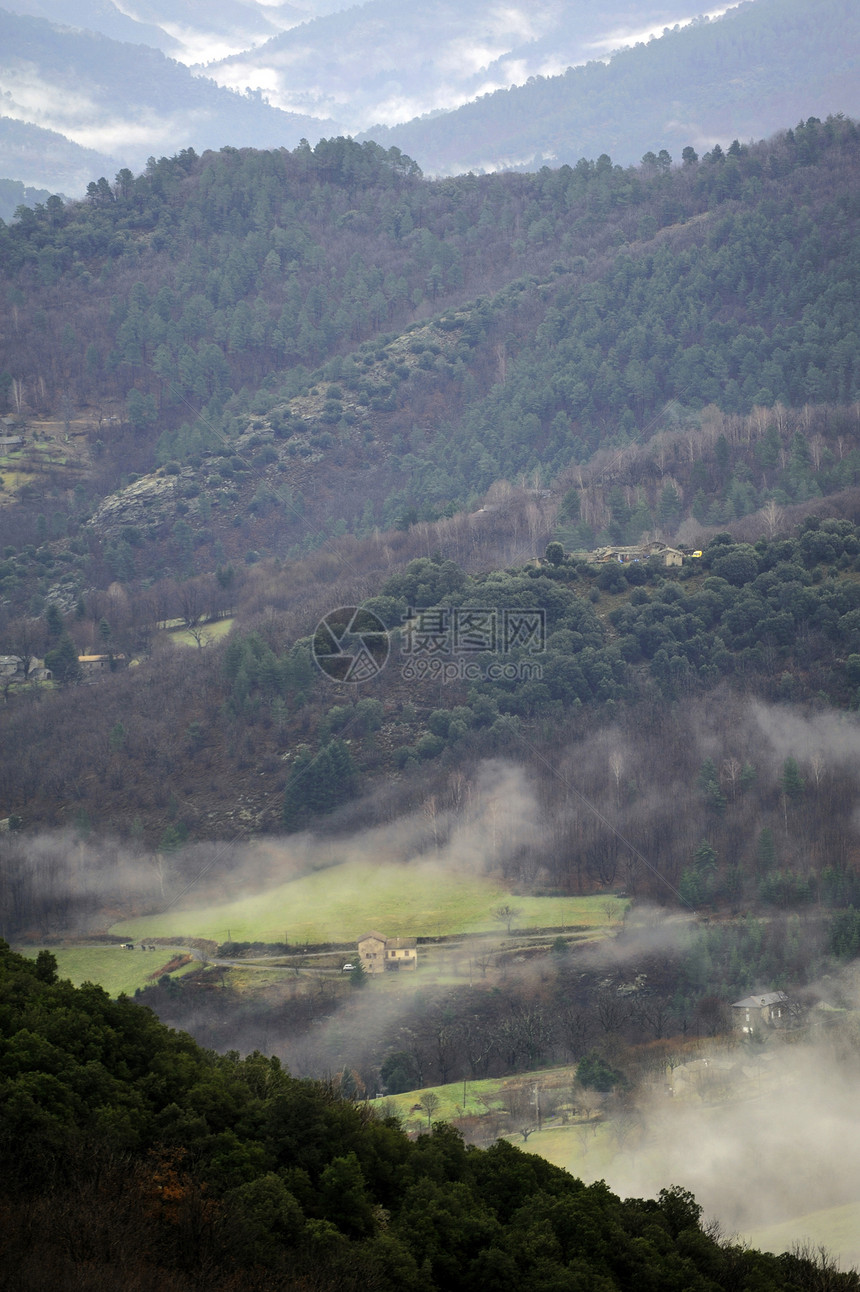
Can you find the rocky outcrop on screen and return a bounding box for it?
[87,473,178,538]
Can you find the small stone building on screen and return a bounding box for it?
[357,931,418,974]
[78,654,113,674]
[0,655,23,679]
[0,655,50,682]
[731,991,789,1034]
[78,653,126,679]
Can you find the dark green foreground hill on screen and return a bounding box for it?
[0,943,855,1290]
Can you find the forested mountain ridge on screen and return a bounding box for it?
[3,0,859,193]
[4,942,856,1291]
[1,115,859,598]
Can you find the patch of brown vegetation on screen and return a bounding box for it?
[146,953,193,980]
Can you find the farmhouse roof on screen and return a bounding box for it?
[357,931,388,943]
[385,937,417,950]
[731,991,788,1009]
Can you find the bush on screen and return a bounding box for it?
[576,1051,625,1092]
[416,733,444,759]
[427,709,452,738]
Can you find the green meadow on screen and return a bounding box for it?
[166,617,234,648]
[378,1067,577,1123]
[377,1074,510,1125]
[377,1069,616,1181]
[522,1118,623,1179]
[110,858,623,944]
[747,1203,860,1269]
[36,945,198,999]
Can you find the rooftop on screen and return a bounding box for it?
[732,991,789,1008]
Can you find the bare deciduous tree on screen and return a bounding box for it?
[417,1091,440,1127]
[762,497,784,538]
[492,904,521,936]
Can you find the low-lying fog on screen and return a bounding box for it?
[561,1026,860,1268]
[6,698,860,1271]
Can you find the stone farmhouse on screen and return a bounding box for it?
[78,653,126,678]
[731,990,790,1034]
[357,931,418,974]
[0,655,51,682]
[0,655,23,680]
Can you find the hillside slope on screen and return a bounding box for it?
[1,118,857,587]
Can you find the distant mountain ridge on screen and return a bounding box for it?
[0,115,119,193]
[0,172,64,221]
[0,7,340,192]
[362,0,860,173]
[2,0,859,194]
[1,0,182,51]
[207,0,700,132]
[0,0,337,61]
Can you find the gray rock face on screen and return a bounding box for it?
[88,474,177,538]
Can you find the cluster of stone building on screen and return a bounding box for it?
[0,652,125,684]
[580,540,702,567]
[0,655,50,683]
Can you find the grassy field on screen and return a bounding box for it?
[0,469,38,497]
[378,1067,610,1142]
[33,944,198,998]
[110,858,624,944]
[377,1074,510,1125]
[521,1119,618,1175]
[747,1203,860,1269]
[166,617,234,648]
[225,966,302,993]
